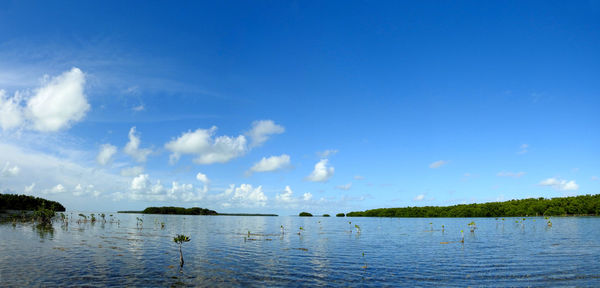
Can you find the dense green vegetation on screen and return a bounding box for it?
[336,213,345,217]
[119,207,278,216]
[0,194,65,211]
[140,206,217,215]
[323,214,330,217]
[347,194,600,218]
[299,212,313,217]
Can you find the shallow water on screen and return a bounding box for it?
[1,214,599,287]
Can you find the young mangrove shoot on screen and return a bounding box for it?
[460,230,464,243]
[173,234,191,267]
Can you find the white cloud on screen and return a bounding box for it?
[518,144,529,154]
[276,185,294,203]
[130,174,150,191]
[26,67,89,132]
[539,178,579,191]
[97,144,117,165]
[228,184,268,207]
[335,183,352,190]
[120,166,144,177]
[1,161,20,177]
[0,90,24,130]
[303,192,313,201]
[353,175,364,180]
[0,141,129,205]
[73,184,100,197]
[124,127,152,163]
[497,171,526,178]
[165,121,283,165]
[429,160,448,169]
[132,104,145,112]
[196,172,209,183]
[306,159,335,182]
[592,176,599,181]
[45,184,65,194]
[317,149,338,158]
[247,120,284,148]
[413,194,425,201]
[165,126,247,165]
[249,154,290,173]
[24,183,35,193]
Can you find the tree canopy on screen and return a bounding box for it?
[346,194,600,218]
[0,194,65,211]
[141,206,217,215]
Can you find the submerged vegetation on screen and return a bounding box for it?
[346,194,600,218]
[0,194,65,212]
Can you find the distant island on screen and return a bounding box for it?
[0,194,65,212]
[118,206,277,216]
[347,194,600,218]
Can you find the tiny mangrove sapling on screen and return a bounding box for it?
[173,234,191,267]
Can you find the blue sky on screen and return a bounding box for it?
[0,1,598,214]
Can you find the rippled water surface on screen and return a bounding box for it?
[1,214,600,287]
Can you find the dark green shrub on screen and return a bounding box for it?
[299,212,312,217]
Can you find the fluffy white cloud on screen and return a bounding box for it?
[276,185,294,203]
[413,194,425,201]
[227,184,268,207]
[120,166,145,177]
[0,90,24,130]
[130,174,150,191]
[335,183,352,190]
[539,178,579,191]
[73,184,100,197]
[45,184,65,194]
[317,149,338,158]
[247,120,285,148]
[303,192,313,201]
[306,159,334,182]
[497,171,526,178]
[196,172,209,183]
[0,142,129,207]
[429,160,448,169]
[249,154,290,173]
[165,126,247,165]
[97,144,117,165]
[165,121,284,165]
[24,183,35,193]
[1,161,20,177]
[26,68,89,132]
[124,127,152,163]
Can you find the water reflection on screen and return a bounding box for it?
[0,215,599,286]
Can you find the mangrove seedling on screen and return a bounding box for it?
[173,234,191,267]
[298,226,304,235]
[280,225,284,235]
[355,224,361,234]
[441,225,445,232]
[460,230,464,243]
[136,217,143,227]
[429,222,433,231]
[33,207,55,226]
[468,221,476,233]
[90,214,96,223]
[361,252,367,269]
